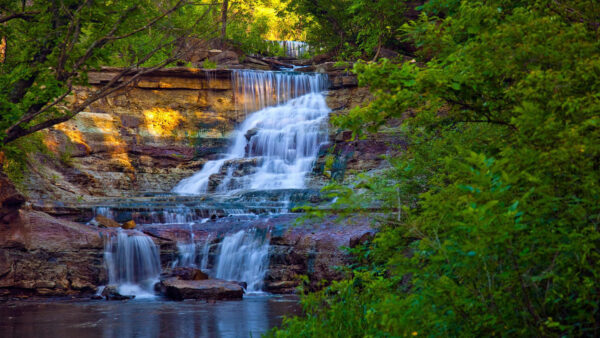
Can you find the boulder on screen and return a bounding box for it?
[160,277,244,300]
[0,204,105,298]
[169,267,209,281]
[95,215,120,228]
[121,220,136,230]
[208,50,239,65]
[244,128,259,141]
[101,285,135,300]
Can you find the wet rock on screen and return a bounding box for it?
[266,219,376,293]
[167,267,209,281]
[160,277,244,301]
[221,158,260,177]
[244,128,258,141]
[121,220,136,230]
[207,173,224,192]
[95,215,120,228]
[101,285,135,300]
[235,281,248,290]
[0,208,104,297]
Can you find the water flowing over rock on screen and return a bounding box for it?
[0,67,380,301]
[172,69,330,196]
[277,41,310,58]
[215,229,270,292]
[104,231,161,297]
[173,91,330,195]
[231,69,328,113]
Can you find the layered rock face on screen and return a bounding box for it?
[0,66,388,298]
[267,221,375,293]
[24,67,364,205]
[27,69,241,203]
[0,174,105,297]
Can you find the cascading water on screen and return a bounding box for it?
[172,70,330,195]
[231,69,328,113]
[172,224,197,268]
[278,40,309,58]
[96,69,331,297]
[215,229,270,292]
[104,231,162,297]
[199,234,212,271]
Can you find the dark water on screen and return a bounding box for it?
[0,294,300,338]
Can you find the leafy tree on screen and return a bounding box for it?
[285,0,410,58]
[270,0,600,336]
[0,0,217,147]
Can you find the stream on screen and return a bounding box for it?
[2,67,331,337]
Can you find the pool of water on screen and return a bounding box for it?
[0,294,300,338]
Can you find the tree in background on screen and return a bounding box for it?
[0,0,217,148]
[285,0,410,59]
[225,0,306,55]
[269,0,600,336]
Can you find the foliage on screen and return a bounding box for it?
[284,0,409,59]
[0,0,214,147]
[225,0,301,56]
[1,133,47,189]
[202,59,217,69]
[270,0,600,336]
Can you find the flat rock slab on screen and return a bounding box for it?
[161,278,243,301]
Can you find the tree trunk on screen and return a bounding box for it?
[220,0,228,48]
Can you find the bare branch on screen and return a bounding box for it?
[0,11,39,24]
[4,83,74,136]
[2,1,221,145]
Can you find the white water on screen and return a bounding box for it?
[172,228,213,271]
[215,229,270,292]
[232,69,328,114]
[173,89,330,194]
[104,231,162,298]
[278,41,309,58]
[200,234,212,271]
[100,69,331,295]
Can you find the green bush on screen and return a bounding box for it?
[270,0,600,336]
[1,133,48,190]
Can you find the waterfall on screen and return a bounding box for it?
[104,231,161,297]
[173,70,330,195]
[278,41,309,58]
[172,226,214,270]
[231,69,328,113]
[215,229,270,292]
[200,234,212,271]
[172,224,197,268]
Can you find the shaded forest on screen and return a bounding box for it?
[1,0,599,336]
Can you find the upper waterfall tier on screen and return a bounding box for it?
[173,92,330,195]
[232,69,329,113]
[173,70,330,196]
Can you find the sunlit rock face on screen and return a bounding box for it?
[23,67,366,205]
[28,69,243,202]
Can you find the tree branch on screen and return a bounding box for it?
[0,11,39,24]
[2,0,220,145]
[444,97,517,131]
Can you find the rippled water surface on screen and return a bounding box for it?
[0,294,300,338]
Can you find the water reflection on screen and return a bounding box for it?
[0,295,300,338]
